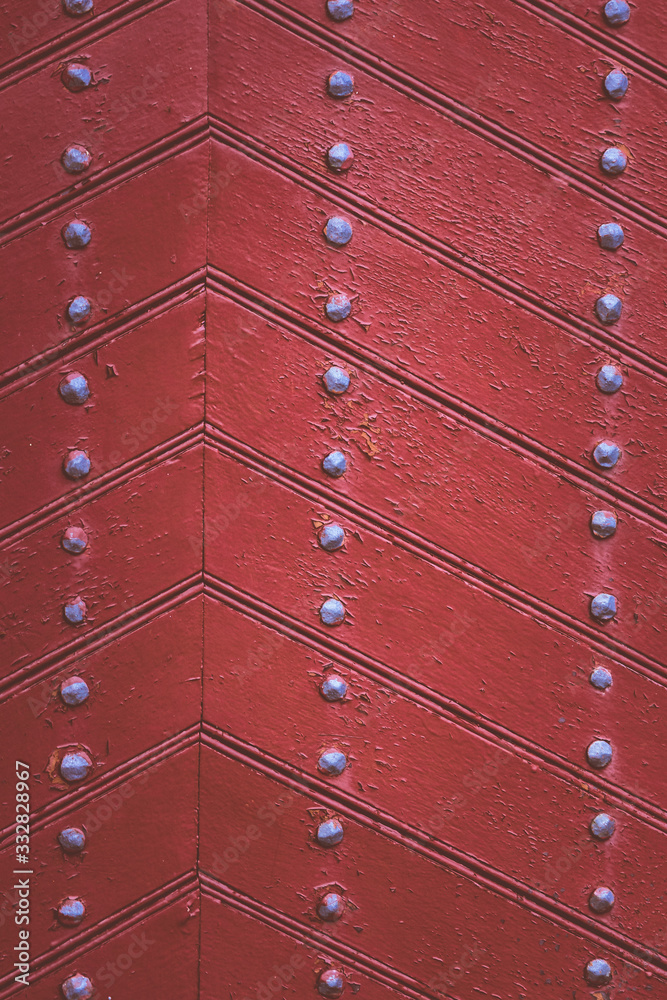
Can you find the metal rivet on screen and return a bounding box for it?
[592,441,620,468]
[590,510,617,538]
[63,450,91,480]
[587,739,613,769]
[317,818,344,847]
[597,222,624,250]
[319,749,347,776]
[58,827,86,853]
[325,294,352,322]
[596,364,623,392]
[321,674,347,701]
[589,887,615,914]
[62,526,88,554]
[59,372,90,405]
[319,524,345,551]
[317,891,345,921]
[603,0,630,25]
[62,63,92,91]
[60,676,90,706]
[61,974,94,1000]
[62,144,92,174]
[64,597,87,625]
[600,147,627,175]
[595,293,622,324]
[327,0,354,20]
[67,296,92,324]
[324,216,353,246]
[60,751,93,783]
[62,220,92,248]
[318,969,345,998]
[604,70,629,100]
[57,896,86,926]
[590,666,613,690]
[590,813,616,840]
[323,365,350,393]
[327,71,354,98]
[320,598,345,626]
[590,593,617,622]
[322,450,347,477]
[585,959,612,985]
[327,143,354,172]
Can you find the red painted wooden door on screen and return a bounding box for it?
[1,0,665,998]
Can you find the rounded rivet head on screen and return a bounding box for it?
[322,450,347,478]
[62,526,88,554]
[589,887,615,914]
[323,365,351,393]
[590,666,613,690]
[63,0,94,12]
[317,891,345,921]
[590,510,617,538]
[59,372,90,405]
[62,63,92,91]
[319,749,347,776]
[57,896,86,926]
[585,959,612,985]
[321,674,347,701]
[60,751,93,783]
[60,676,90,706]
[590,593,617,622]
[600,147,627,175]
[317,819,344,847]
[587,739,613,769]
[597,222,624,250]
[325,294,352,322]
[61,974,94,1000]
[58,827,86,853]
[590,812,616,840]
[593,441,620,468]
[63,450,91,480]
[64,597,87,625]
[327,142,354,172]
[67,296,92,324]
[327,70,354,98]
[604,70,629,99]
[318,969,345,998]
[327,0,354,20]
[324,216,353,246]
[62,220,92,248]
[603,0,630,25]
[319,524,345,551]
[596,364,623,393]
[595,293,622,324]
[62,144,92,174]
[320,598,345,626]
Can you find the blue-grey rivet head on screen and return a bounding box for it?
[62,144,92,174]
[62,220,92,248]
[62,63,92,91]
[64,597,87,625]
[57,896,86,926]
[327,70,354,98]
[319,749,347,776]
[320,598,345,626]
[327,143,354,171]
[596,364,623,393]
[319,524,345,551]
[587,739,613,769]
[590,510,617,538]
[593,441,620,469]
[323,365,350,393]
[324,216,353,246]
[603,0,630,25]
[590,666,613,690]
[60,676,90,706]
[63,450,91,480]
[327,0,354,20]
[590,812,616,840]
[60,752,92,783]
[317,891,345,921]
[585,959,612,985]
[595,293,622,324]
[62,527,88,554]
[590,593,617,622]
[325,294,352,322]
[61,974,94,1000]
[318,969,345,998]
[600,147,627,175]
[322,450,347,477]
[589,886,615,913]
[67,296,92,324]
[597,222,624,250]
[58,827,86,853]
[604,70,629,100]
[321,674,347,701]
[317,818,344,847]
[59,372,90,405]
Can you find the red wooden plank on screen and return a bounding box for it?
[0,0,131,69]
